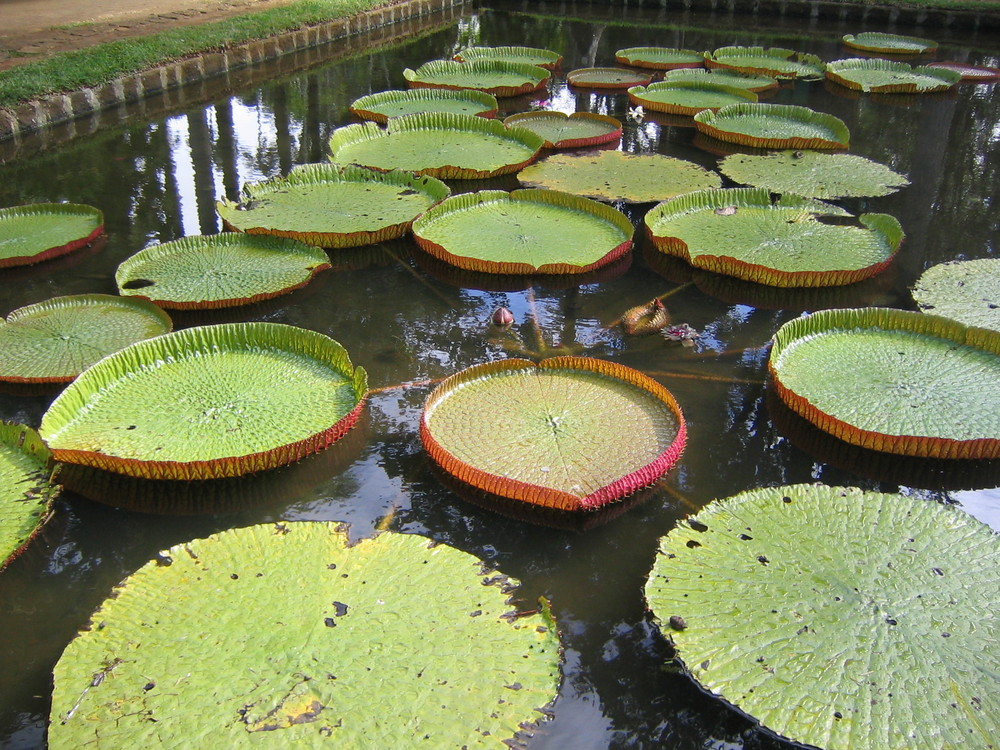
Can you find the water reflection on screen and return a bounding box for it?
[1,4,999,748]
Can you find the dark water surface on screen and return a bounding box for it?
[2,3,999,747]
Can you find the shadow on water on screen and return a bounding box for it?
[2,1,1000,747]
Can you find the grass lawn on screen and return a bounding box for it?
[0,0,386,108]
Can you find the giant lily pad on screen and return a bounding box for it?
[0,203,104,268]
[615,47,705,70]
[769,307,1000,459]
[1,422,57,571]
[645,188,902,287]
[348,88,498,124]
[502,111,622,149]
[718,150,910,199]
[116,234,330,310]
[927,61,1000,82]
[411,189,633,275]
[518,150,722,204]
[39,322,368,479]
[403,59,550,97]
[567,67,652,89]
[328,112,544,180]
[50,523,561,747]
[421,357,686,511]
[645,483,1000,750]
[216,164,450,248]
[663,67,778,93]
[911,258,1000,332]
[628,81,756,116]
[694,102,850,150]
[454,45,562,70]
[826,58,961,93]
[842,31,938,55]
[705,46,825,80]
[0,294,172,384]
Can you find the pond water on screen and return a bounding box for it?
[2,2,1000,747]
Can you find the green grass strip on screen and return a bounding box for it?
[0,0,385,108]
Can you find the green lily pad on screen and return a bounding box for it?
[705,46,825,80]
[645,483,1000,750]
[403,59,550,97]
[566,67,652,89]
[502,111,622,149]
[927,61,1000,81]
[411,189,633,275]
[50,523,561,747]
[216,164,450,248]
[614,47,705,70]
[454,45,562,70]
[718,150,910,199]
[328,112,544,180]
[421,357,686,511]
[842,32,938,54]
[116,234,331,310]
[645,187,902,287]
[348,88,498,124]
[826,58,961,93]
[911,258,1000,332]
[769,307,1000,459]
[663,67,779,92]
[517,150,722,204]
[628,81,756,116]
[0,294,173,383]
[1,422,57,572]
[694,102,850,150]
[39,322,368,479]
[0,203,104,268]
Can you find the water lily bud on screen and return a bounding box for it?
[491,306,515,328]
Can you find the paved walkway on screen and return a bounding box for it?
[0,0,298,72]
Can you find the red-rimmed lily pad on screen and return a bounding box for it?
[567,67,652,89]
[403,59,550,97]
[348,88,498,124]
[0,203,103,269]
[705,46,825,80]
[826,58,960,94]
[694,103,850,150]
[328,112,544,180]
[411,189,633,275]
[517,150,722,204]
[0,294,172,384]
[421,357,686,512]
[216,164,450,248]
[454,45,562,70]
[645,188,902,287]
[663,67,779,93]
[1,422,57,572]
[115,234,331,310]
[911,258,1000,332]
[39,322,368,479]
[842,32,938,55]
[927,61,1000,82]
[615,47,705,70]
[502,111,622,149]
[645,483,1000,750]
[769,307,1000,459]
[718,150,909,199]
[628,81,756,116]
[50,523,561,747]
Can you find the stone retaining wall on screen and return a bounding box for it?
[0,0,470,152]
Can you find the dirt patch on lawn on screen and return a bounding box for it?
[0,0,300,73]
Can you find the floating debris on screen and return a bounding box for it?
[663,323,700,346]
